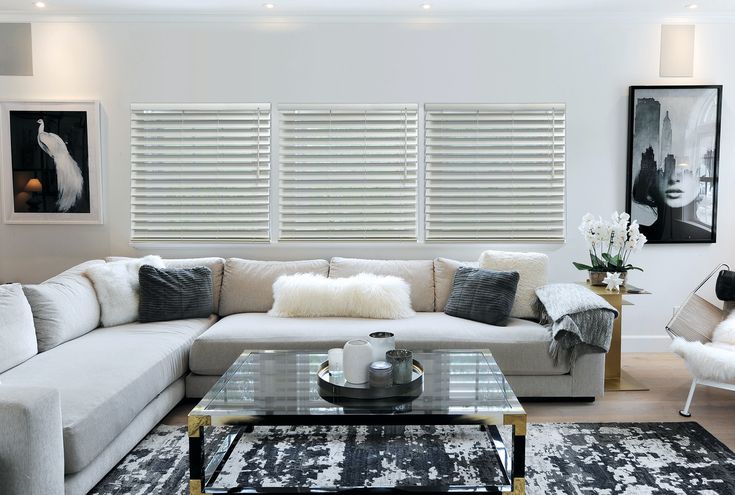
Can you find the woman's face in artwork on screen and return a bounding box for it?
[657,164,700,208]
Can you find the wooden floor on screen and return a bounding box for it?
[164,352,735,450]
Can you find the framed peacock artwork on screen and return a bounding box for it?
[0,101,102,224]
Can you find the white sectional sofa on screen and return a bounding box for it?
[0,255,606,495]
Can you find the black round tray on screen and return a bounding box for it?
[317,359,424,400]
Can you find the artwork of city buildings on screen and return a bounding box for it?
[626,86,722,243]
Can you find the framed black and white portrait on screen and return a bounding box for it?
[1,101,102,224]
[626,85,722,243]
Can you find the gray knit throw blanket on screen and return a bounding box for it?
[534,283,618,365]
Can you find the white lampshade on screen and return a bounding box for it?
[660,24,695,77]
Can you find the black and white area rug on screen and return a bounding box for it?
[90,422,735,494]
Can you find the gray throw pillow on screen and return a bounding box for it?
[138,266,213,323]
[444,267,520,326]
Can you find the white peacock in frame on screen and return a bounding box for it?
[1,101,102,224]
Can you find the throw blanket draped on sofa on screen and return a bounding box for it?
[535,283,618,364]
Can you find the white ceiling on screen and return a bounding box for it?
[1,0,732,18]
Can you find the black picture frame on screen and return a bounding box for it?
[625,85,722,244]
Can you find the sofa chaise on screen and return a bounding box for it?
[0,255,606,495]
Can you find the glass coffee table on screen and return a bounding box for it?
[188,349,526,494]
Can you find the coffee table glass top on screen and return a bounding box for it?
[191,350,524,419]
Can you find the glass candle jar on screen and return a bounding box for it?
[368,360,393,388]
[386,349,413,384]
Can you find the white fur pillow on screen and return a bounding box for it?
[85,255,165,327]
[269,273,415,319]
[479,250,549,319]
[713,311,735,345]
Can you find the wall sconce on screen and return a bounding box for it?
[660,24,695,77]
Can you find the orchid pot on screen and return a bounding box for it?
[588,270,627,287]
[574,212,647,285]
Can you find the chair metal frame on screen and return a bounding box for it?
[666,263,732,417]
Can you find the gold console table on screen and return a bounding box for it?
[578,282,651,392]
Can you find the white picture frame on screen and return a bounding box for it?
[1,100,102,224]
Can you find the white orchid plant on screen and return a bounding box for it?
[573,212,647,273]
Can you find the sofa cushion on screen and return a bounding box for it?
[479,250,549,320]
[139,266,213,322]
[22,260,104,352]
[0,315,216,474]
[0,284,37,373]
[433,258,479,312]
[328,257,435,312]
[444,267,519,326]
[107,257,225,313]
[85,256,165,327]
[219,258,330,315]
[189,312,567,377]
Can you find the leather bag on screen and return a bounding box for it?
[715,269,735,301]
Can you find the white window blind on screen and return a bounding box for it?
[130,104,271,243]
[425,103,566,242]
[279,104,418,241]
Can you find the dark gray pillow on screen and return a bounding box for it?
[444,267,519,326]
[139,266,213,323]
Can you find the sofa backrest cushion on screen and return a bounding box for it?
[219,258,330,315]
[0,283,38,373]
[328,257,435,312]
[433,258,480,312]
[22,260,104,352]
[106,256,225,313]
[479,250,549,320]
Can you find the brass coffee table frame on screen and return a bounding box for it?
[188,350,527,495]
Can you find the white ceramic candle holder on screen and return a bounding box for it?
[343,339,373,384]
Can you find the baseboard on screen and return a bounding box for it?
[622,335,671,353]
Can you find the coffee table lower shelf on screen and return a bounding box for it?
[187,414,526,495]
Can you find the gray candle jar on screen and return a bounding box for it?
[368,361,393,388]
[386,349,413,384]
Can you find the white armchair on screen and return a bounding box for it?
[667,264,735,417]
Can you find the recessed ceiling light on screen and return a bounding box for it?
[421,3,432,9]
[34,1,46,7]
[263,3,275,8]
[686,3,698,9]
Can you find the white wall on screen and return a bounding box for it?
[0,18,733,351]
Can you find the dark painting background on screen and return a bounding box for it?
[9,110,90,213]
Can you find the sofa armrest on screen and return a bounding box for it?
[0,386,64,495]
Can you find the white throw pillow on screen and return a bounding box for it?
[479,250,549,319]
[85,255,165,327]
[269,273,416,319]
[0,284,37,373]
[713,311,735,345]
